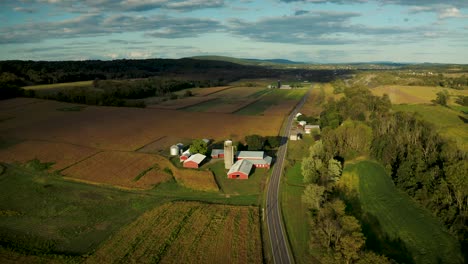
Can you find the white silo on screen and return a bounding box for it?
[224,140,234,169]
[170,145,179,156]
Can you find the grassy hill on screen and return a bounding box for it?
[341,160,463,264]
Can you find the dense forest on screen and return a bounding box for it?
[303,85,467,262]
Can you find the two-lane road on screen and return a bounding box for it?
[266,89,310,264]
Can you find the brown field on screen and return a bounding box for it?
[136,136,190,154]
[371,85,468,105]
[148,96,216,110]
[263,100,297,116]
[62,151,172,189]
[86,202,262,264]
[0,98,283,151]
[171,166,219,192]
[213,87,267,98]
[0,140,98,171]
[175,86,232,97]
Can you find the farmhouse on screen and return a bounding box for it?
[183,153,206,168]
[211,149,224,159]
[227,159,253,179]
[298,121,307,127]
[280,84,292,89]
[236,151,272,169]
[304,125,320,134]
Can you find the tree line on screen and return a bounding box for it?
[307,85,467,261]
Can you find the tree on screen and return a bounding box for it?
[265,136,280,149]
[328,158,342,181]
[189,139,208,155]
[445,161,468,213]
[302,184,325,210]
[245,134,264,150]
[433,90,449,106]
[302,155,323,184]
[356,252,391,264]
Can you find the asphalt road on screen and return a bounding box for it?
[266,89,310,264]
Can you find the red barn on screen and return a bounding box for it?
[236,151,272,169]
[183,153,206,168]
[227,159,253,179]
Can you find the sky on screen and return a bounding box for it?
[0,0,467,63]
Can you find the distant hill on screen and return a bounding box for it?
[188,56,305,66]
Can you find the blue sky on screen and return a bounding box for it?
[0,0,467,63]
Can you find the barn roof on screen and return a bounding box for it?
[181,149,191,157]
[211,149,224,156]
[228,159,253,176]
[237,151,264,160]
[184,153,206,164]
[305,125,320,129]
[249,156,272,166]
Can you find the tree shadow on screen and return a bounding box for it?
[361,212,415,264]
[458,115,468,123]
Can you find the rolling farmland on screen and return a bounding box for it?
[86,202,263,264]
[62,151,173,189]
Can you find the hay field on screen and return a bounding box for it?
[62,152,172,189]
[170,166,219,192]
[371,85,468,104]
[0,140,98,171]
[86,202,262,264]
[183,98,259,114]
[0,98,283,151]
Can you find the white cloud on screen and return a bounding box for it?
[438,7,463,19]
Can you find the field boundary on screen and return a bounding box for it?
[199,86,233,96]
[134,136,166,152]
[231,99,262,114]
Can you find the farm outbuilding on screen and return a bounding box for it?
[290,132,302,141]
[211,149,224,159]
[180,149,191,162]
[227,159,253,179]
[305,125,320,134]
[170,145,179,156]
[183,153,206,168]
[295,113,302,120]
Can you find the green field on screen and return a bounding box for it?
[208,160,268,199]
[182,98,222,112]
[393,104,468,150]
[0,162,165,255]
[342,160,463,264]
[23,81,93,90]
[281,162,315,263]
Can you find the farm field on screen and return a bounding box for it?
[342,160,463,264]
[174,86,232,97]
[211,87,268,98]
[371,85,467,105]
[0,140,98,171]
[62,151,173,189]
[236,89,307,115]
[86,201,263,264]
[0,98,283,151]
[22,81,93,90]
[0,162,166,255]
[147,96,216,110]
[392,104,468,150]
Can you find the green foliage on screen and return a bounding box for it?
[301,184,325,210]
[327,158,342,181]
[433,89,449,106]
[264,136,280,149]
[301,155,323,184]
[245,134,264,151]
[189,139,208,155]
[455,95,468,106]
